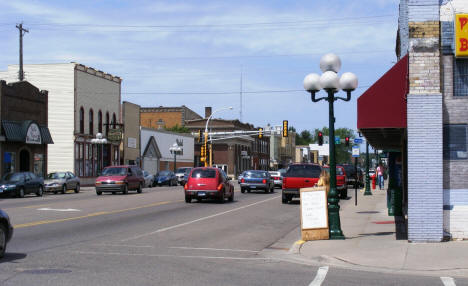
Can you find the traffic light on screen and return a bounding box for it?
[318,132,323,146]
[197,129,202,143]
[201,145,206,158]
[259,128,263,139]
[282,120,288,137]
[345,136,350,147]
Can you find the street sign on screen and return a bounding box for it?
[352,146,360,157]
[335,136,340,145]
[354,138,363,144]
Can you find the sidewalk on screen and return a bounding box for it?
[297,187,468,277]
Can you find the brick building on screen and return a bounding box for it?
[358,0,468,241]
[140,106,202,129]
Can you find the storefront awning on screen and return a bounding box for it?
[357,55,408,149]
[1,120,53,144]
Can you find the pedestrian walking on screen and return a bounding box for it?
[376,164,384,190]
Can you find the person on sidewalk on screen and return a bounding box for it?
[316,170,330,195]
[376,164,384,190]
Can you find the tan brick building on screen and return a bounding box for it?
[140,106,202,129]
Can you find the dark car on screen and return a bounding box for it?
[240,170,274,193]
[154,170,178,187]
[282,164,322,204]
[95,165,144,195]
[323,166,347,199]
[0,209,14,258]
[184,167,234,203]
[339,164,363,188]
[0,172,44,198]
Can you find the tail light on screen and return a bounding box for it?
[184,184,188,190]
[283,177,287,184]
[262,179,266,184]
[217,184,223,191]
[241,178,245,183]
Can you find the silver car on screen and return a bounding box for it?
[175,167,192,186]
[143,170,154,188]
[44,172,80,194]
[268,171,283,189]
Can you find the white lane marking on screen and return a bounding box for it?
[92,244,154,248]
[169,246,259,253]
[37,208,81,212]
[309,266,329,286]
[121,195,280,242]
[60,250,272,261]
[441,277,456,286]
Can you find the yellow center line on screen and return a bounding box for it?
[14,200,182,229]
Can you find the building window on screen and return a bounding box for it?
[3,152,16,175]
[79,107,84,134]
[454,59,468,96]
[112,113,116,129]
[89,109,94,135]
[443,124,468,160]
[98,111,102,133]
[106,112,109,135]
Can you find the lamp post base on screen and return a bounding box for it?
[364,176,372,196]
[328,187,345,240]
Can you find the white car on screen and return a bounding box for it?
[268,171,283,189]
[175,167,193,186]
[143,171,154,188]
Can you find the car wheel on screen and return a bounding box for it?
[0,224,6,258]
[228,190,234,202]
[137,183,143,193]
[53,191,58,194]
[61,184,67,194]
[96,190,102,196]
[36,186,44,197]
[75,183,80,193]
[18,188,25,198]
[241,187,245,193]
[123,184,128,194]
[185,195,191,203]
[112,191,116,195]
[340,188,348,199]
[282,193,289,204]
[168,180,172,187]
[218,190,225,204]
[264,188,268,193]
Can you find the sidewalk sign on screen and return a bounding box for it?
[300,187,329,240]
[352,146,360,157]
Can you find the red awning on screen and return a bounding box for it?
[357,55,408,129]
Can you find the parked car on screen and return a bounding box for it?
[0,172,44,198]
[237,171,246,184]
[240,170,274,193]
[184,167,234,203]
[175,167,193,186]
[323,166,347,199]
[268,171,283,189]
[142,170,154,188]
[44,171,80,194]
[339,164,363,188]
[282,164,322,204]
[95,165,144,195]
[154,170,178,187]
[0,209,14,258]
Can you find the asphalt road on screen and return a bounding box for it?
[0,184,465,286]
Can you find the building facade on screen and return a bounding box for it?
[0,81,53,177]
[140,106,202,129]
[121,101,141,165]
[0,63,122,185]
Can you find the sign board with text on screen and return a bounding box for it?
[352,146,360,157]
[300,187,329,240]
[456,14,468,57]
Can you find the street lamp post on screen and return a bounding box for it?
[91,133,108,175]
[364,141,372,195]
[204,106,233,167]
[169,143,182,173]
[303,53,358,240]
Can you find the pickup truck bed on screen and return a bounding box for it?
[282,164,322,204]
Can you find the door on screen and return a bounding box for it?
[20,150,30,172]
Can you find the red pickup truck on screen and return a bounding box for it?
[282,164,322,204]
[323,165,347,199]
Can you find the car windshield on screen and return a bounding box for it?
[47,172,66,179]
[245,171,268,178]
[191,169,216,178]
[285,165,321,178]
[101,167,126,176]
[3,173,23,182]
[158,171,171,176]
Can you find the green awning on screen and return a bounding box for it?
[1,120,53,144]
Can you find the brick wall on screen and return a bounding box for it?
[141,111,183,129]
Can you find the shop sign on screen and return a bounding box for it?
[26,123,42,144]
[107,128,122,143]
[455,14,468,57]
[127,137,137,148]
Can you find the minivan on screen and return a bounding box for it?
[95,165,144,195]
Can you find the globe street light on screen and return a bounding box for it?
[303,53,358,240]
[169,142,182,173]
[204,106,233,167]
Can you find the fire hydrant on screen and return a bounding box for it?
[371,174,376,190]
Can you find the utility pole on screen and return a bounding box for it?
[16,23,29,81]
[239,67,243,122]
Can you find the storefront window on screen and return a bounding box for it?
[444,124,468,160]
[454,59,468,97]
[34,153,44,177]
[3,152,16,175]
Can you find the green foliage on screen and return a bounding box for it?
[165,124,190,133]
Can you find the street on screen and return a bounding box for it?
[0,184,463,286]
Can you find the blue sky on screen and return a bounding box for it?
[0,0,399,135]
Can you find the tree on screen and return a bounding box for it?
[313,126,355,164]
[165,124,190,133]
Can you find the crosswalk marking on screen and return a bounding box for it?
[309,266,329,286]
[441,277,456,286]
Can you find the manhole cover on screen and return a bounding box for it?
[22,269,72,274]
